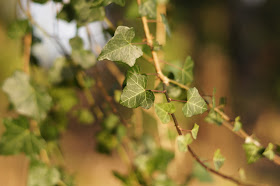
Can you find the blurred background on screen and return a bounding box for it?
[0,0,280,185]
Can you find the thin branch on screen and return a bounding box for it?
[168,79,190,90]
[170,98,187,103]
[148,89,166,93]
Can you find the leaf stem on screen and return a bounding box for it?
[169,98,187,103]
[148,89,166,93]
[168,79,190,90]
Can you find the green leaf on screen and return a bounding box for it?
[32,0,48,4]
[0,117,45,156]
[74,109,95,125]
[152,174,176,186]
[204,109,223,126]
[103,0,126,6]
[263,143,275,160]
[213,149,225,170]
[28,161,60,186]
[69,36,84,50]
[192,162,213,182]
[141,90,155,109]
[243,143,264,164]
[233,116,242,132]
[102,114,119,131]
[120,72,154,109]
[7,19,30,39]
[155,102,176,124]
[139,0,157,19]
[177,133,193,152]
[71,49,96,69]
[182,87,207,117]
[98,26,143,67]
[57,3,75,22]
[160,14,171,37]
[179,56,194,85]
[191,123,199,140]
[2,71,52,121]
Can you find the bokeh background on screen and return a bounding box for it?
[0,0,280,185]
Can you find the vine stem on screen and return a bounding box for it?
[136,0,259,185]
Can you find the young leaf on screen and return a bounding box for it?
[160,14,171,37]
[0,117,45,156]
[120,72,154,109]
[204,109,223,126]
[233,116,242,132]
[191,123,199,139]
[213,149,225,171]
[98,26,143,67]
[28,161,60,186]
[263,143,275,160]
[177,133,193,152]
[155,102,176,124]
[2,71,52,121]
[179,56,194,85]
[243,143,264,164]
[182,87,207,117]
[139,0,157,19]
[7,19,30,39]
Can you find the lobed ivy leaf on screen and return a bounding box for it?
[233,116,242,132]
[0,117,45,156]
[155,102,176,124]
[191,123,199,140]
[177,133,193,152]
[205,109,223,126]
[2,71,52,121]
[263,143,275,160]
[139,0,157,19]
[28,160,60,186]
[160,14,171,37]
[7,19,30,39]
[179,56,194,85]
[120,71,154,109]
[182,87,207,117]
[243,143,264,164]
[213,149,225,171]
[98,26,143,67]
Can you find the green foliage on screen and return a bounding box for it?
[263,143,275,160]
[191,123,199,140]
[0,117,45,156]
[192,162,213,182]
[152,174,176,186]
[73,109,95,125]
[213,149,225,171]
[98,26,143,67]
[28,160,60,186]
[2,71,52,121]
[32,0,48,4]
[179,56,194,85]
[120,69,154,109]
[205,109,223,126]
[182,87,207,117]
[177,133,193,152]
[7,19,30,39]
[243,142,264,164]
[139,0,157,19]
[233,116,242,132]
[155,102,176,124]
[102,0,126,6]
[160,14,171,37]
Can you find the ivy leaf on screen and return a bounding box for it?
[73,109,95,125]
[233,116,242,132]
[98,26,143,67]
[160,14,171,37]
[192,162,213,182]
[57,4,75,22]
[141,91,155,109]
[213,149,225,171]
[120,72,154,109]
[0,117,45,156]
[205,109,223,126]
[28,160,60,186]
[69,36,84,50]
[103,0,126,6]
[7,19,30,39]
[32,0,48,4]
[139,0,157,19]
[182,87,207,117]
[71,49,96,69]
[155,102,176,124]
[243,143,264,164]
[191,123,199,139]
[177,133,193,152]
[263,143,275,160]
[179,56,194,85]
[2,71,52,121]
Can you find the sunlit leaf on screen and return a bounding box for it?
[263,143,275,160]
[98,26,143,67]
[177,133,193,152]
[213,149,225,170]
[191,123,199,140]
[243,143,264,164]
[179,56,194,85]
[233,116,242,132]
[0,117,45,156]
[139,0,157,19]
[2,71,52,121]
[155,102,176,124]
[182,87,207,117]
